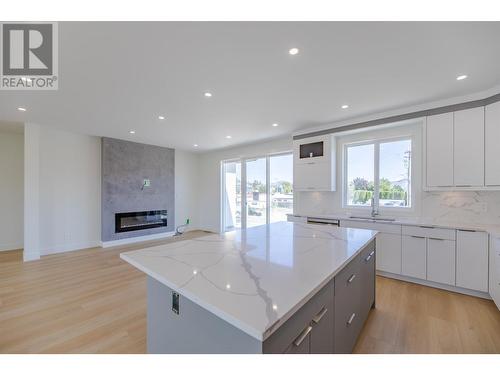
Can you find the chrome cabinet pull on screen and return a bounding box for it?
[312,307,328,324]
[411,235,425,239]
[419,226,434,229]
[365,250,375,262]
[347,313,356,326]
[348,274,356,283]
[429,237,444,241]
[293,325,312,347]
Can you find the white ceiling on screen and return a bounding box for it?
[1,22,500,151]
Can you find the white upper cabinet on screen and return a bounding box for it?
[426,112,454,187]
[485,101,500,186]
[453,107,485,187]
[293,135,336,191]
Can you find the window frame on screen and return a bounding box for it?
[343,135,413,212]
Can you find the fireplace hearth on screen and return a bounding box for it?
[115,210,168,233]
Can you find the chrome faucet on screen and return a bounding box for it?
[371,197,379,217]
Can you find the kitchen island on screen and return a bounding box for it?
[120,221,377,354]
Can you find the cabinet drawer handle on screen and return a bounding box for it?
[347,313,356,326]
[419,226,434,229]
[306,162,315,165]
[293,325,312,347]
[347,274,356,283]
[458,229,477,233]
[429,237,444,241]
[365,250,375,262]
[312,307,328,324]
[411,235,425,239]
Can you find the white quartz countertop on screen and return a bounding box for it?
[293,213,500,238]
[120,221,377,341]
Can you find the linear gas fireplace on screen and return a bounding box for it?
[115,210,168,233]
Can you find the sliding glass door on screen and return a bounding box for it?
[245,157,268,228]
[222,161,242,231]
[222,153,293,232]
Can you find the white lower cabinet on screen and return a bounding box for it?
[402,235,427,279]
[376,233,402,274]
[456,230,489,292]
[490,237,500,309]
[427,238,456,286]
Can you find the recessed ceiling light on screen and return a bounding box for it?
[288,47,299,55]
[341,104,349,109]
[456,75,468,81]
[158,115,165,120]
[225,135,232,139]
[129,130,136,134]
[193,144,199,147]
[226,284,231,289]
[204,92,212,97]
[17,107,27,112]
[272,123,279,127]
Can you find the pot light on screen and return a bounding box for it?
[456,75,468,81]
[193,144,199,147]
[204,92,213,97]
[225,135,232,139]
[272,123,279,127]
[288,47,299,55]
[226,283,231,289]
[341,104,349,109]
[17,107,27,112]
[158,115,165,120]
[129,130,136,134]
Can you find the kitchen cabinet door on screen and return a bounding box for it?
[293,161,333,191]
[456,230,489,292]
[427,238,456,286]
[402,235,427,279]
[485,101,500,186]
[284,330,310,354]
[454,107,485,187]
[490,237,500,309]
[376,233,402,274]
[426,113,454,187]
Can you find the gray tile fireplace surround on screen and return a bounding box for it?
[101,137,175,242]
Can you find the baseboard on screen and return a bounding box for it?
[40,241,102,256]
[377,270,492,300]
[0,242,23,252]
[100,231,176,248]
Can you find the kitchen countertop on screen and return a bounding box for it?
[120,221,377,341]
[292,213,500,238]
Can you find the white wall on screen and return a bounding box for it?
[23,124,102,258]
[0,131,24,251]
[198,137,292,232]
[175,149,200,231]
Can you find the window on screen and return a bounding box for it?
[222,161,241,231]
[270,153,293,223]
[345,138,411,209]
[222,153,293,231]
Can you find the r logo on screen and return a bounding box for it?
[2,23,53,75]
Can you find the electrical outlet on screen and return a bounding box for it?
[479,202,488,213]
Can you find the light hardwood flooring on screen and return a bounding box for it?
[1,232,499,354]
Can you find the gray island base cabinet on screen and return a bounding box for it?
[147,240,376,354]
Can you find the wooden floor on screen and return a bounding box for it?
[1,233,499,354]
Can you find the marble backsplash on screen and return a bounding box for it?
[420,191,500,225]
[295,190,500,225]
